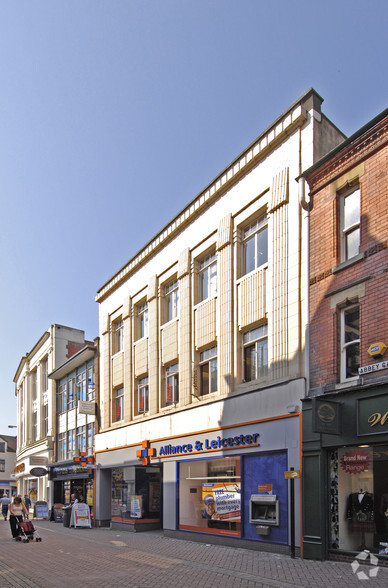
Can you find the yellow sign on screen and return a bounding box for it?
[367,342,387,358]
[284,470,300,479]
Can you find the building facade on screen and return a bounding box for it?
[300,109,388,560]
[48,341,99,513]
[94,89,345,553]
[0,435,17,497]
[13,325,89,508]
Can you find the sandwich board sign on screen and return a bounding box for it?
[70,502,91,528]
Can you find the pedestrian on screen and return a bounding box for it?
[23,494,31,519]
[9,496,28,540]
[0,492,11,521]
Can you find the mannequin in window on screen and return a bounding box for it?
[380,493,388,531]
[346,489,375,533]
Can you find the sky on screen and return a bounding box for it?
[0,0,387,432]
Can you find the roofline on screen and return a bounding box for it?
[96,88,326,300]
[48,344,97,380]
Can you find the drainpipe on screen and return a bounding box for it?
[298,176,311,396]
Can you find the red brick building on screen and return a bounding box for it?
[300,108,388,561]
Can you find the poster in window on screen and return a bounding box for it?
[201,483,241,521]
[130,495,142,518]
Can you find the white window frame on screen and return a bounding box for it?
[242,214,268,276]
[112,319,124,354]
[199,347,217,395]
[42,392,49,437]
[199,252,217,302]
[243,325,268,382]
[137,301,149,339]
[340,304,360,382]
[137,376,149,414]
[165,280,179,323]
[87,366,95,401]
[41,358,48,393]
[113,387,124,422]
[340,187,360,262]
[165,363,179,406]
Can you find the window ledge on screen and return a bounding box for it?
[332,253,364,274]
[335,378,361,390]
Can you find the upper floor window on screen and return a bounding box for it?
[67,377,76,410]
[58,432,66,461]
[112,319,124,354]
[243,324,268,382]
[113,387,124,422]
[165,280,179,322]
[58,383,67,413]
[0,442,5,453]
[76,371,86,402]
[165,363,179,406]
[42,392,48,437]
[199,252,217,302]
[138,377,149,414]
[340,187,360,261]
[242,215,268,276]
[31,370,38,402]
[341,304,360,381]
[137,301,149,339]
[86,423,95,454]
[0,460,5,472]
[41,358,48,392]
[199,347,217,395]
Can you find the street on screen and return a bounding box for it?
[0,519,388,587]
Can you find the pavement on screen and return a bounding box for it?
[0,518,388,588]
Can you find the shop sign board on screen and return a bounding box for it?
[30,457,48,466]
[358,361,388,375]
[312,398,342,435]
[284,470,300,479]
[78,400,96,415]
[158,432,260,457]
[53,504,64,522]
[30,467,48,477]
[358,394,388,436]
[35,501,49,519]
[71,503,91,528]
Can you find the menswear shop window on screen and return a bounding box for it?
[341,304,360,381]
[242,215,268,276]
[340,187,360,262]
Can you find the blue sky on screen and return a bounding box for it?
[0,0,387,432]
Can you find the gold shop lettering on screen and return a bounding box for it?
[368,411,388,427]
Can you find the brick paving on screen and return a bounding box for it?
[0,519,387,587]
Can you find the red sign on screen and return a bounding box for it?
[340,449,370,474]
[257,484,272,492]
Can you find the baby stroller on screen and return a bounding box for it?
[16,519,42,543]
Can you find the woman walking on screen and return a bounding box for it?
[9,496,28,540]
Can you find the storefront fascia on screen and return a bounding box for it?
[15,452,50,505]
[302,384,388,561]
[96,413,301,553]
[49,461,95,509]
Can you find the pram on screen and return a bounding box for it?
[16,519,42,543]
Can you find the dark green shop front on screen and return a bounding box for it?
[302,385,388,561]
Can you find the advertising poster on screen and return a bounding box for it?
[72,502,91,528]
[130,495,142,518]
[201,482,241,521]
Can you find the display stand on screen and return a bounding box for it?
[70,503,91,528]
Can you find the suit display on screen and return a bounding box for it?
[346,491,375,533]
[380,493,388,531]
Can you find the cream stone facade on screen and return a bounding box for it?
[94,89,345,552]
[13,325,88,509]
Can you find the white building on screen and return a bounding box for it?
[0,435,17,497]
[13,325,88,508]
[94,89,345,553]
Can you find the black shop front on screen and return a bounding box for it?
[49,462,94,514]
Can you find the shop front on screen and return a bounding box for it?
[49,462,94,514]
[302,385,388,561]
[95,414,300,553]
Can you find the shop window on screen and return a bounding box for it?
[136,301,148,340]
[113,387,124,422]
[112,319,124,354]
[199,252,217,302]
[340,187,360,262]
[164,279,179,323]
[340,304,360,381]
[179,456,241,536]
[329,445,388,554]
[242,214,268,276]
[137,377,149,414]
[199,347,217,395]
[111,466,161,521]
[243,325,268,382]
[165,363,179,406]
[0,460,5,472]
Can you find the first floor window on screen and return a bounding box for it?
[58,383,67,413]
[86,423,95,454]
[42,393,49,437]
[87,366,95,401]
[58,433,66,461]
[76,425,86,453]
[0,460,5,472]
[67,429,76,459]
[112,319,124,354]
[199,347,217,395]
[165,363,179,406]
[138,377,149,414]
[340,187,360,261]
[243,325,268,382]
[114,387,124,422]
[32,401,38,441]
[242,214,268,275]
[341,304,360,381]
[165,280,179,322]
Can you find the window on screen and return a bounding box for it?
[112,319,124,354]
[67,429,75,459]
[86,423,95,454]
[57,383,67,413]
[341,304,360,381]
[138,377,149,414]
[137,302,149,339]
[67,377,75,410]
[199,252,217,302]
[199,347,217,395]
[58,433,66,461]
[41,358,48,392]
[0,460,5,472]
[242,215,268,275]
[76,370,86,402]
[87,366,95,401]
[340,187,360,261]
[113,387,124,422]
[243,325,268,382]
[165,280,179,322]
[76,425,86,453]
[42,393,48,437]
[165,363,179,406]
[0,442,5,452]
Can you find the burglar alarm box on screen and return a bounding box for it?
[249,494,279,526]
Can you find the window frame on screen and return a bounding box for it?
[136,301,149,340]
[165,279,179,323]
[199,347,217,396]
[0,459,5,472]
[243,324,268,382]
[112,319,124,354]
[242,214,268,276]
[199,252,217,302]
[137,376,149,414]
[113,387,124,422]
[339,186,360,262]
[165,363,179,406]
[340,303,360,382]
